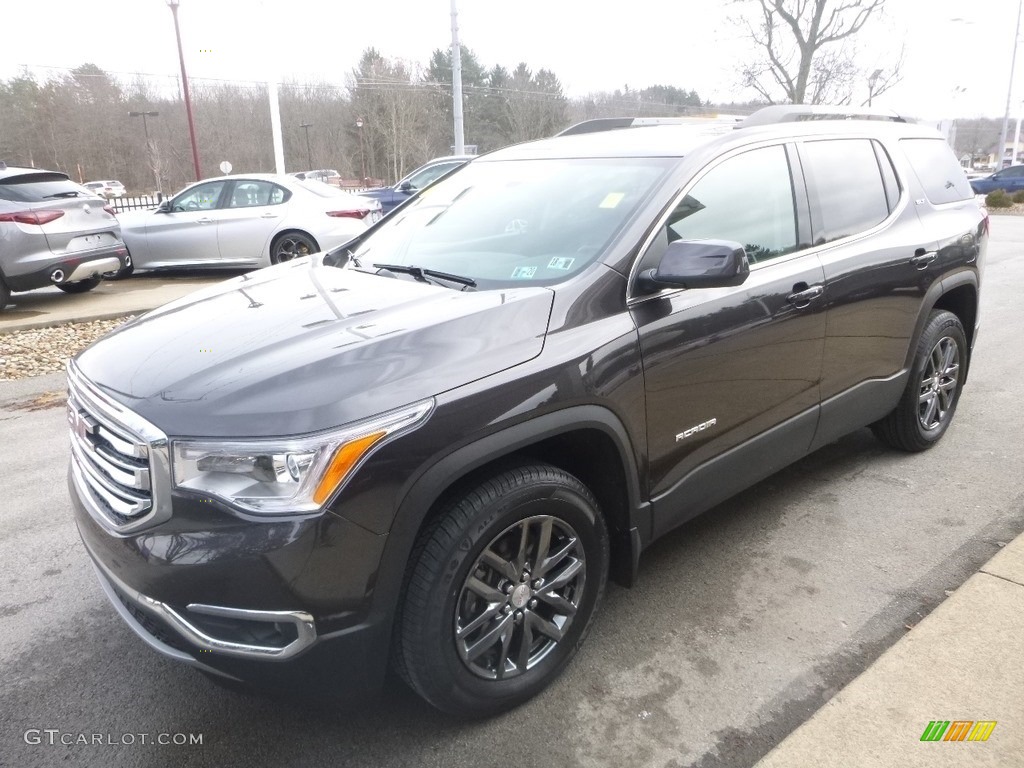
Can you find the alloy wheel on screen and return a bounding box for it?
[454,514,586,680]
[918,336,959,431]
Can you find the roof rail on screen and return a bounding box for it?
[557,114,746,137]
[738,105,912,128]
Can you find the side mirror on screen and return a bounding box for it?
[399,181,414,193]
[156,200,172,213]
[638,239,750,292]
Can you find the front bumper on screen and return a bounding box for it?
[70,473,395,698]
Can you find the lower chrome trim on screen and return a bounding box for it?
[88,559,242,681]
[87,548,317,661]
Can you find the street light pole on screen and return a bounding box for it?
[167,0,202,181]
[129,110,161,193]
[998,0,1024,169]
[300,123,313,170]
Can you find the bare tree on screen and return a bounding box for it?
[736,0,889,105]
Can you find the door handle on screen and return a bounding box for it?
[787,283,824,307]
[197,217,213,224]
[260,213,279,219]
[910,250,937,269]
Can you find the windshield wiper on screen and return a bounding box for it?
[373,263,477,288]
[45,191,82,199]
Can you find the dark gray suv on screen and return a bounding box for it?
[0,163,129,310]
[67,107,986,716]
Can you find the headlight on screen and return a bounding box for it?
[171,399,433,515]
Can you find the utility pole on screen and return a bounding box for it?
[450,0,465,155]
[300,123,313,170]
[998,0,1024,169]
[166,1,202,181]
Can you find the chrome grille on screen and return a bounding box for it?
[67,360,171,534]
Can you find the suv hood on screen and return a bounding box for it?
[75,258,554,437]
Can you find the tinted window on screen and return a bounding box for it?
[900,138,974,204]
[641,145,798,269]
[998,166,1024,178]
[801,139,889,244]
[0,173,88,203]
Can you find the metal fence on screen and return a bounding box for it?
[109,194,163,214]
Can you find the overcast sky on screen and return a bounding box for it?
[1,0,1021,120]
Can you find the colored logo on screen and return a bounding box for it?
[920,720,997,742]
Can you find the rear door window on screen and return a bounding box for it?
[900,138,974,204]
[800,139,890,244]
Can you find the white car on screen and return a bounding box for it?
[84,180,127,198]
[115,174,382,275]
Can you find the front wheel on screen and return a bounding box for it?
[872,309,967,451]
[55,277,102,294]
[395,463,609,717]
[270,232,317,264]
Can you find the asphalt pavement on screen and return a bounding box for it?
[1,217,1022,768]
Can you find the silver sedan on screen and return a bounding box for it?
[116,174,382,275]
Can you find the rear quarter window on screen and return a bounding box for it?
[899,138,974,204]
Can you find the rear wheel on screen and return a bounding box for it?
[395,463,609,717]
[270,232,317,264]
[56,277,102,294]
[871,309,967,451]
[0,278,9,310]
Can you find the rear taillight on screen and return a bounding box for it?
[327,209,371,219]
[103,205,115,216]
[0,209,65,225]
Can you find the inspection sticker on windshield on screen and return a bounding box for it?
[547,257,575,271]
[510,266,537,279]
[599,192,625,208]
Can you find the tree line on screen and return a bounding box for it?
[0,48,708,196]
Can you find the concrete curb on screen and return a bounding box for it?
[0,308,143,335]
[754,533,1024,767]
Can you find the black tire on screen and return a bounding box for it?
[55,277,102,294]
[270,231,318,264]
[871,309,967,452]
[0,278,9,311]
[394,463,609,717]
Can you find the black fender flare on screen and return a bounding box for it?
[367,404,648,633]
[903,268,979,380]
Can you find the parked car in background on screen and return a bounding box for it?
[969,164,1024,194]
[0,163,128,310]
[84,180,127,199]
[294,169,341,184]
[114,173,382,275]
[359,155,473,214]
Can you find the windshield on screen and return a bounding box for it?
[348,157,673,288]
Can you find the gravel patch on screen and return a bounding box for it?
[0,317,134,380]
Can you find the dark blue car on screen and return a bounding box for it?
[970,164,1024,195]
[359,155,473,214]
